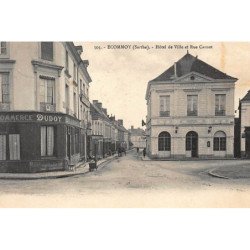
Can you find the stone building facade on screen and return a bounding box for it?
[0,42,91,172]
[145,52,238,159]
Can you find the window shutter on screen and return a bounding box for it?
[41,126,46,156]
[9,134,20,160]
[47,126,54,156]
[0,135,6,160]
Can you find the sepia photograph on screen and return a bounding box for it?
[0,41,250,207]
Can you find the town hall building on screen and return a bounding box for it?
[145,52,238,159]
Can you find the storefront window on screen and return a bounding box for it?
[41,126,55,156]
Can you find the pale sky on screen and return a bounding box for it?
[78,42,250,129]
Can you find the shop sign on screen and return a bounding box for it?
[36,114,63,123]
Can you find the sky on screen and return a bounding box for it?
[78,42,250,129]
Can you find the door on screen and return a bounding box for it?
[191,136,198,157]
[67,134,71,160]
[186,131,198,158]
[245,128,250,158]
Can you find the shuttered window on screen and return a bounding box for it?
[41,126,55,156]
[41,42,53,61]
[0,135,6,160]
[9,134,20,160]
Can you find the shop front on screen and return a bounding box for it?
[0,111,84,173]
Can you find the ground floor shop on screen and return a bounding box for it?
[147,125,234,159]
[0,111,87,173]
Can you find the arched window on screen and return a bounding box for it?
[213,131,226,151]
[158,132,171,151]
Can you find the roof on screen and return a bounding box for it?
[241,90,250,102]
[128,128,146,136]
[150,52,237,82]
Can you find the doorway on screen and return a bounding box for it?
[186,131,198,157]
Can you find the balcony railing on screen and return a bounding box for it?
[40,102,56,112]
[160,111,170,117]
[187,110,197,116]
[0,103,10,111]
[215,110,226,116]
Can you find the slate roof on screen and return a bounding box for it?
[150,52,237,82]
[241,90,250,102]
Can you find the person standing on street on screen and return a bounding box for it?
[143,148,146,158]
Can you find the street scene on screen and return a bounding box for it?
[0,42,250,207]
[1,149,250,207]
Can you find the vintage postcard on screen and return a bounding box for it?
[0,41,250,207]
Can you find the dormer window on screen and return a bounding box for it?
[190,75,195,80]
[41,42,53,61]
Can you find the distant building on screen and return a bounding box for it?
[128,126,146,149]
[238,90,250,158]
[145,52,238,159]
[0,42,92,172]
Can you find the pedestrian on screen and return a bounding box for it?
[143,148,146,158]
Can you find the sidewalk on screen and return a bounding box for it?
[209,163,250,179]
[0,154,118,180]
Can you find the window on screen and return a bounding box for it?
[187,95,198,116]
[0,73,10,103]
[40,78,55,104]
[159,96,170,117]
[213,131,226,151]
[41,42,53,61]
[75,129,79,154]
[0,135,6,160]
[9,134,20,160]
[158,132,171,151]
[73,92,77,115]
[41,126,55,156]
[0,42,7,55]
[215,94,226,116]
[0,134,20,160]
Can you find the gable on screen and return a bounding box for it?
[173,72,213,83]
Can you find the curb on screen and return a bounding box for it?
[0,155,118,180]
[208,168,230,179]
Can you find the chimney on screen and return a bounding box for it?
[118,119,123,126]
[174,62,177,78]
[82,60,89,68]
[131,125,134,130]
[102,108,107,115]
[109,115,115,122]
[96,102,102,110]
[93,100,98,105]
[75,45,83,55]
